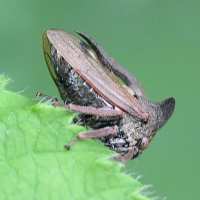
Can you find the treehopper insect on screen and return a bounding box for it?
[38,30,175,163]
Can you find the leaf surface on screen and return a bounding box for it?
[0,75,150,200]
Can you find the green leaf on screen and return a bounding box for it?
[0,75,150,200]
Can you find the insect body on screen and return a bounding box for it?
[41,30,175,163]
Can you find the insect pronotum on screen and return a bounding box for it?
[39,30,175,163]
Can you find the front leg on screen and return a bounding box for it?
[114,149,134,163]
[66,126,135,163]
[66,126,118,149]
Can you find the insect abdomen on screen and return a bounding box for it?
[51,44,113,109]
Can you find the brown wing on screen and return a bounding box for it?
[44,30,149,120]
[76,31,147,98]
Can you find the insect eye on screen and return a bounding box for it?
[139,137,149,150]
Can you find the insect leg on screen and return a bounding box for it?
[65,104,124,118]
[76,31,146,97]
[114,149,134,163]
[36,93,124,118]
[66,126,118,150]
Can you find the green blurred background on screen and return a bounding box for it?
[1,0,199,199]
